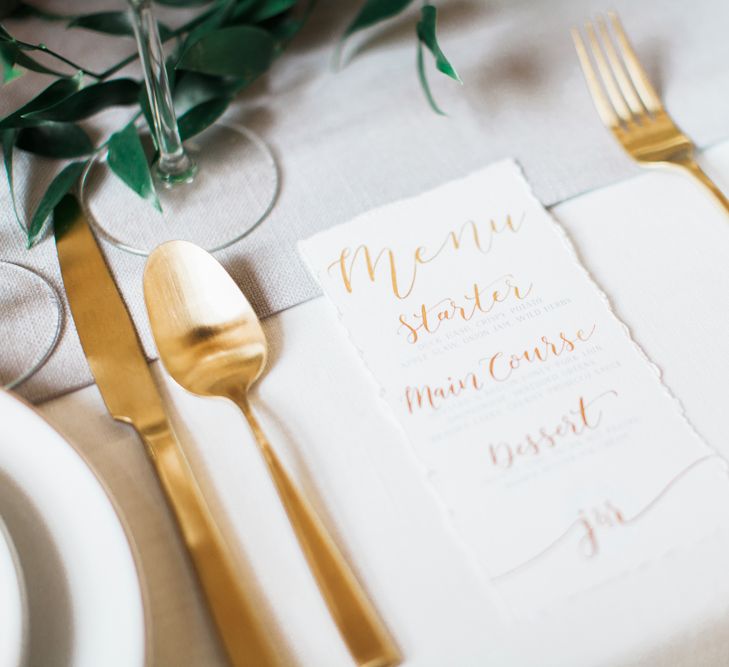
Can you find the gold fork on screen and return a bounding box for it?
[572,12,729,214]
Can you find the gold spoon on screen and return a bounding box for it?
[143,240,400,667]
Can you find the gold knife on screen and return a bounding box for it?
[54,194,279,667]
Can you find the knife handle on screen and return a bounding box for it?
[138,421,279,667]
[237,399,401,667]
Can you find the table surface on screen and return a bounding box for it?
[37,140,729,666]
[3,0,729,402]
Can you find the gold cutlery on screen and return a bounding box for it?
[572,12,729,214]
[54,195,278,667]
[143,240,401,667]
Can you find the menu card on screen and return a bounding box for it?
[299,161,729,613]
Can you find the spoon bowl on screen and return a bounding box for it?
[144,241,266,398]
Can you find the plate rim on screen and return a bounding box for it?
[0,388,151,667]
[0,513,28,667]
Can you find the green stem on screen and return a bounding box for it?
[3,3,217,82]
[14,39,104,78]
[97,53,136,81]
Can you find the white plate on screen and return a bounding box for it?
[0,515,27,667]
[0,390,146,667]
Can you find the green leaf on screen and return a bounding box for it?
[0,71,83,129]
[223,0,308,32]
[2,61,22,83]
[27,160,86,246]
[266,0,316,51]
[2,127,24,232]
[270,18,302,51]
[248,0,297,22]
[0,41,22,83]
[68,12,172,40]
[343,0,414,38]
[416,4,461,83]
[172,71,234,115]
[0,42,69,77]
[0,1,21,20]
[416,39,444,116]
[181,0,236,50]
[227,0,260,21]
[10,2,71,21]
[177,26,275,81]
[178,96,230,141]
[22,78,140,123]
[106,122,160,211]
[16,122,94,158]
[154,0,212,5]
[0,0,20,21]
[16,72,83,111]
[52,192,81,241]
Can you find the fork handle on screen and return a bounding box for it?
[236,398,401,667]
[139,420,280,667]
[676,159,729,215]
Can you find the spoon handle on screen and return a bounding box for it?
[139,420,280,667]
[238,399,401,667]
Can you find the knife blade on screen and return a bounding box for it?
[54,194,278,667]
[54,196,164,427]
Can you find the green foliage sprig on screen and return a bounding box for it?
[0,0,460,247]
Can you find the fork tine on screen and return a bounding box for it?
[585,20,632,123]
[608,11,663,113]
[596,15,646,117]
[571,27,620,129]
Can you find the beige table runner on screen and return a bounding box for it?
[2,0,729,402]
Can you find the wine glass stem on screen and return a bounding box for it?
[129,0,196,185]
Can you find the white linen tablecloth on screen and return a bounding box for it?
[3,0,729,402]
[38,140,729,666]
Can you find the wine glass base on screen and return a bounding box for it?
[80,122,279,256]
[0,262,62,390]
[155,157,197,187]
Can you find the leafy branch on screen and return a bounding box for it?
[0,0,460,248]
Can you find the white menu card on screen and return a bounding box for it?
[299,161,729,613]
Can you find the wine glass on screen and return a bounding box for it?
[79,0,279,256]
[0,262,62,390]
